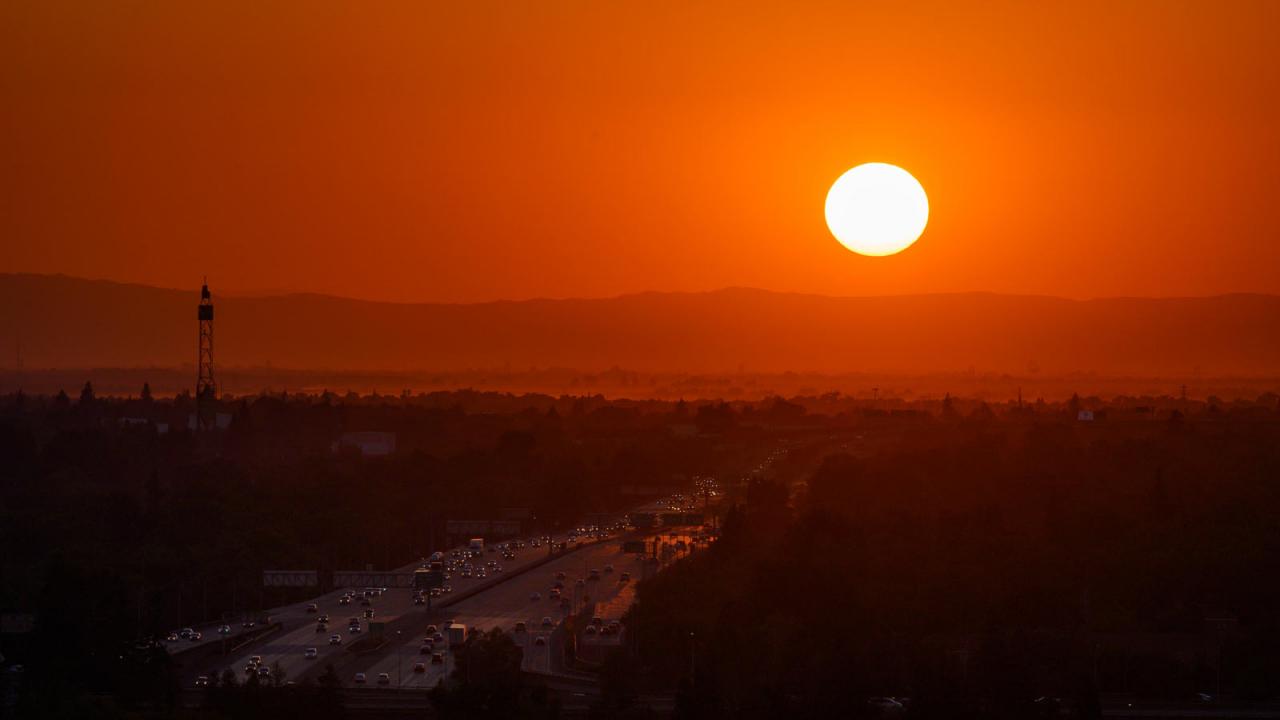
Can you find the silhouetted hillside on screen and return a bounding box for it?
[2,273,1279,376]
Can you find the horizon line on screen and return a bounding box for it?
[5,271,1280,307]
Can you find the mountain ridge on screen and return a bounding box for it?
[3,273,1279,376]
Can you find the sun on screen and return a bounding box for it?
[824,163,929,256]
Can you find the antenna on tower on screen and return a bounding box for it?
[197,280,216,430]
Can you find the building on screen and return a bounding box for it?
[334,431,397,457]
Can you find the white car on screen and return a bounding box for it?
[304,647,318,659]
[329,634,342,645]
[377,672,391,685]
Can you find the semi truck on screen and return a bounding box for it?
[447,623,467,648]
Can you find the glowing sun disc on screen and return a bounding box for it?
[825,163,929,256]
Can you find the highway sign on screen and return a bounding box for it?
[332,571,416,588]
[262,570,318,588]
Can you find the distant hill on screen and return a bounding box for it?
[2,273,1279,376]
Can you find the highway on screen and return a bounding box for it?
[357,524,710,688]
[360,533,646,687]
[180,493,715,693]
[192,535,601,687]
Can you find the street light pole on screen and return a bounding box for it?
[396,630,402,689]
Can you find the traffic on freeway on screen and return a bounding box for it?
[186,526,625,689]
[354,522,712,687]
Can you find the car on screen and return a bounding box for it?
[494,565,503,573]
[530,592,541,601]
[338,596,350,606]
[304,647,318,659]
[349,624,361,634]
[442,585,453,593]
[166,633,179,642]
[431,652,445,665]
[257,666,271,678]
[432,632,444,643]
[553,581,564,590]
[218,624,231,634]
[576,579,585,587]
[588,569,600,581]
[515,621,527,633]
[244,665,256,675]
[430,588,442,598]
[420,643,433,654]
[353,672,366,684]
[377,672,390,685]
[585,625,597,635]
[426,624,438,634]
[250,656,263,666]
[242,621,256,629]
[329,634,342,645]
[604,564,614,574]
[534,636,547,646]
[592,616,603,627]
[179,627,194,639]
[867,697,905,712]
[363,609,375,619]
[195,675,210,687]
[414,596,425,605]
[306,603,318,613]
[620,572,631,582]
[413,662,426,673]
[541,616,554,628]
[317,614,329,623]
[190,631,203,641]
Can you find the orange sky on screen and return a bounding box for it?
[2,1,1278,303]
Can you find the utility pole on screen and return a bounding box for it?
[196,280,217,431]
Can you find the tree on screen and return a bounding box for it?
[597,648,641,713]
[79,381,95,405]
[429,629,556,719]
[141,382,153,403]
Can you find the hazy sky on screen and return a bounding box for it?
[3,1,1278,303]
